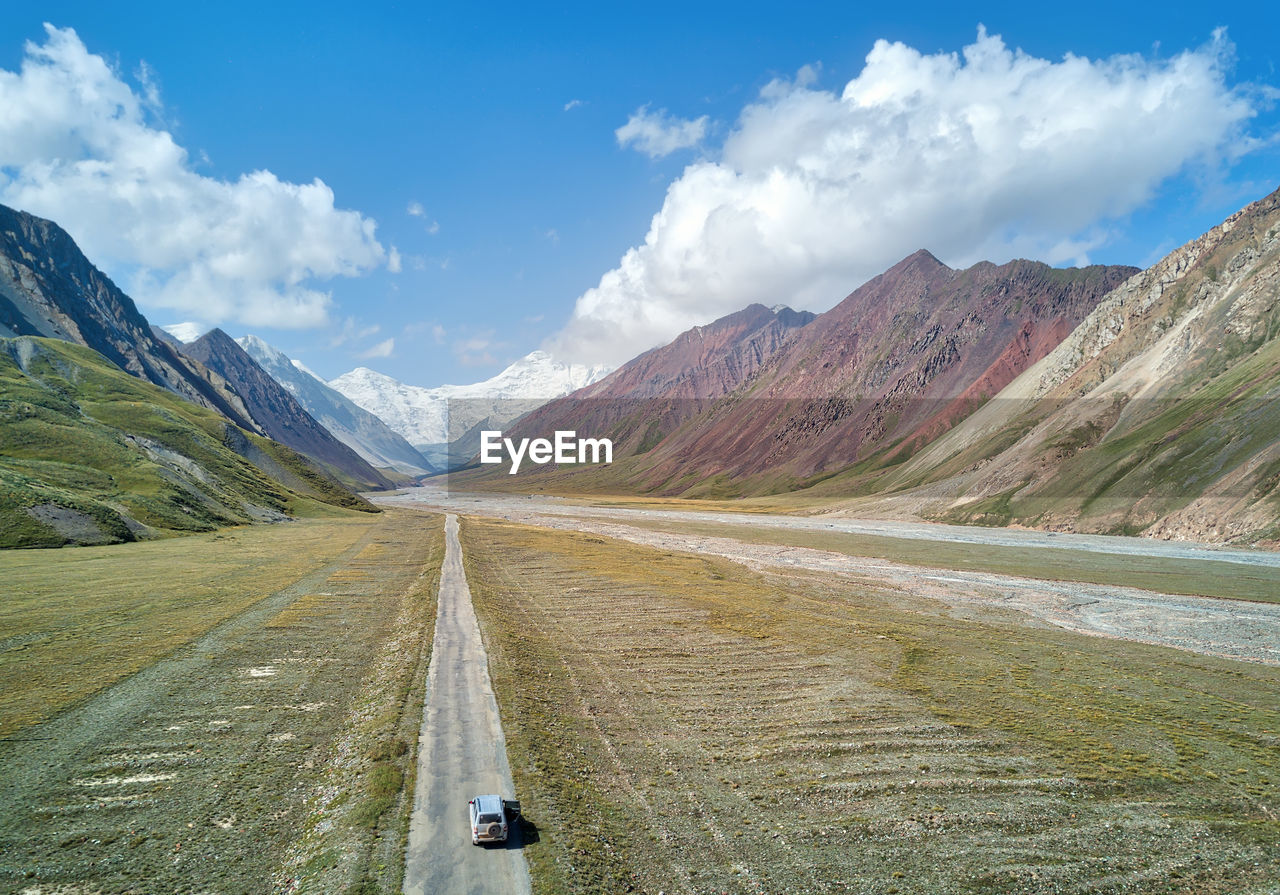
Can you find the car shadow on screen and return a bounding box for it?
[500,815,538,850]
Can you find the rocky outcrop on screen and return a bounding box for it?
[0,203,264,434]
[183,329,395,491]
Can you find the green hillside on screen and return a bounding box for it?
[1,336,375,548]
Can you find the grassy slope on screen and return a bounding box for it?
[464,517,1279,894]
[0,337,372,548]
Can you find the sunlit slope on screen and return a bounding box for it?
[884,185,1280,541]
[1,336,374,548]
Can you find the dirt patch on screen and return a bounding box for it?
[24,504,110,546]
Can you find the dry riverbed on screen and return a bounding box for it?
[379,490,1280,666]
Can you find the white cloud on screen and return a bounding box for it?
[387,245,402,273]
[329,317,380,348]
[358,337,395,359]
[615,105,709,158]
[553,28,1260,365]
[564,99,584,111]
[0,25,387,329]
[407,201,440,233]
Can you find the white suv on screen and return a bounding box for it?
[468,794,509,845]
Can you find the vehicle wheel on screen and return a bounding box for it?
[487,822,503,839]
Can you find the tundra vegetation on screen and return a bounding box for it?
[0,510,442,895]
[462,516,1279,894]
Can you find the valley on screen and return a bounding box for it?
[0,105,1277,895]
[1,488,1276,893]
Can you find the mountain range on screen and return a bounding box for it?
[0,203,388,546]
[329,351,611,467]
[237,335,436,476]
[479,253,1136,490]
[0,204,264,435]
[456,186,1280,542]
[4,184,1279,546]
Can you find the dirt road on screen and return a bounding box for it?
[403,515,531,895]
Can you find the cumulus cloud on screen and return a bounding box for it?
[0,25,388,328]
[564,99,584,111]
[615,105,709,158]
[554,27,1260,365]
[407,200,425,216]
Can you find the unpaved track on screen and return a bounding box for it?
[403,515,530,895]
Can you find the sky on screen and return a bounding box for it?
[1,1,1278,388]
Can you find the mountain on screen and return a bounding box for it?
[633,253,1137,489]
[0,204,263,435]
[238,334,436,476]
[875,184,1280,542]
[573,303,816,401]
[330,350,611,465]
[466,255,1136,495]
[1,336,375,548]
[182,329,395,491]
[497,303,816,461]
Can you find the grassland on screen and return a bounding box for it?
[607,516,1280,604]
[1,336,373,548]
[0,515,375,737]
[0,509,443,895]
[462,517,1279,894]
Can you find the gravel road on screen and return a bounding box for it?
[379,490,1280,666]
[403,514,531,895]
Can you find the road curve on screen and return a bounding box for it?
[403,514,531,895]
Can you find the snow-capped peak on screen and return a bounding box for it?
[329,351,612,447]
[236,333,288,366]
[162,321,206,344]
[290,358,325,383]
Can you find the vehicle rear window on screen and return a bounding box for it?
[478,813,502,824]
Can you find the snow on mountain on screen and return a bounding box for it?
[237,334,436,476]
[160,321,206,343]
[329,350,612,450]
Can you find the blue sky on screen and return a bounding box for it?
[2,2,1278,386]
